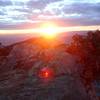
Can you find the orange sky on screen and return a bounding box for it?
[0,25,100,35]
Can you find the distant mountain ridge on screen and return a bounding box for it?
[0,31,87,46]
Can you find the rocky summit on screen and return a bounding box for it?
[0,37,98,100]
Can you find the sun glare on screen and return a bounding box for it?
[39,23,59,39]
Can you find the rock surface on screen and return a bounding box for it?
[0,38,98,100]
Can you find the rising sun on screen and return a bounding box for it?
[39,23,60,39]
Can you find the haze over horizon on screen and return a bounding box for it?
[0,31,86,46]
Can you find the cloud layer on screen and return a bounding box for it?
[0,0,100,29]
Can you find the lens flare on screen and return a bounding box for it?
[43,71,49,78]
[39,67,54,79]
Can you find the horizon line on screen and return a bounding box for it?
[0,25,100,35]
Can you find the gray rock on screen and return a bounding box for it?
[0,38,98,100]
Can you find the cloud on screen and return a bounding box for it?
[42,1,100,26]
[0,0,12,6]
[0,0,100,29]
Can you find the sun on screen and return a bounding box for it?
[39,23,59,39]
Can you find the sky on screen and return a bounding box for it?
[0,0,100,34]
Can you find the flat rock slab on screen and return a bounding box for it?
[0,72,90,100]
